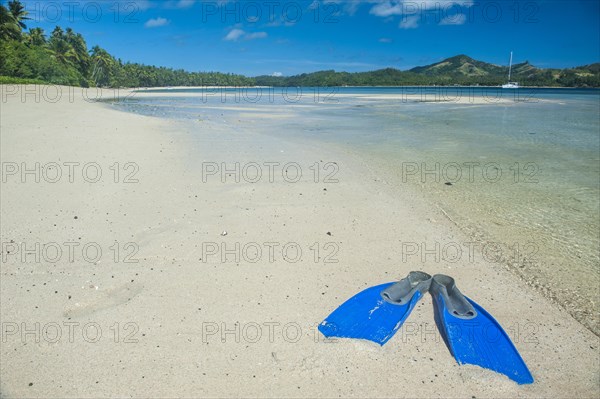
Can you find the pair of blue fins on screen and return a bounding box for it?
[319,272,534,385]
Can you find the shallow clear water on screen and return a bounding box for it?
[110,87,600,332]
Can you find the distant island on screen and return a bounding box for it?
[1,1,598,88]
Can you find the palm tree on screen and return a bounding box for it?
[47,26,78,65]
[64,27,76,43]
[51,26,64,40]
[48,36,78,66]
[90,46,115,86]
[64,28,91,73]
[26,27,46,46]
[8,0,29,30]
[0,4,20,40]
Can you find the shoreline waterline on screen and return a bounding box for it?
[110,86,600,335]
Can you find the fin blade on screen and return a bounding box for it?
[435,295,534,384]
[461,298,534,384]
[319,283,423,345]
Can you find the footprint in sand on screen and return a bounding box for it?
[64,283,143,319]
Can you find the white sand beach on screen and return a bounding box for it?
[0,86,598,398]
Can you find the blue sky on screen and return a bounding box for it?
[17,0,600,76]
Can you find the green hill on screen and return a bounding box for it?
[409,54,548,82]
[255,57,600,87]
[409,54,505,76]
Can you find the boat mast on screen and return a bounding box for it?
[508,51,513,82]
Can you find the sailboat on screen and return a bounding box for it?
[502,51,519,89]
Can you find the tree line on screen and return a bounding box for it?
[255,64,600,87]
[0,0,252,87]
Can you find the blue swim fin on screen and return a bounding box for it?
[319,271,432,345]
[430,274,534,385]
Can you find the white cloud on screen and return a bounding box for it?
[379,37,393,43]
[366,0,474,29]
[370,1,403,17]
[324,0,360,17]
[224,29,268,41]
[369,0,474,20]
[341,0,363,16]
[439,13,467,25]
[271,72,283,77]
[145,17,170,28]
[246,32,268,40]
[224,29,246,41]
[399,15,419,29]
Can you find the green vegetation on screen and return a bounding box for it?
[0,0,252,87]
[0,1,598,88]
[255,55,600,87]
[405,55,600,87]
[0,75,46,84]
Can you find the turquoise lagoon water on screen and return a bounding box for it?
[111,87,600,332]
